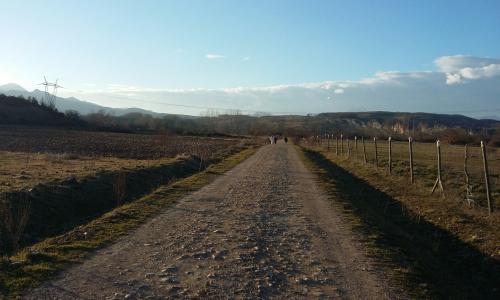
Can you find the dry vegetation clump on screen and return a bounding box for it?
[112,174,127,206]
[0,193,31,254]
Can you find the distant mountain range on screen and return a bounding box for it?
[0,83,167,117]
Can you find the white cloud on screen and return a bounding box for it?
[446,63,500,84]
[435,55,500,72]
[435,55,500,85]
[205,53,225,59]
[242,56,251,61]
[60,55,500,119]
[445,73,462,85]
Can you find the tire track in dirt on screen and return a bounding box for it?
[26,143,400,299]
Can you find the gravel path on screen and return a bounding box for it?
[26,143,398,299]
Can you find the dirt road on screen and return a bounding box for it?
[27,143,398,299]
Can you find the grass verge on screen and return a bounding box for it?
[0,146,257,298]
[298,146,500,299]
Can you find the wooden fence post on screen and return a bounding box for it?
[431,140,445,197]
[464,144,474,207]
[374,137,378,168]
[362,136,367,164]
[481,141,493,214]
[347,137,350,158]
[340,134,344,155]
[335,136,339,155]
[388,136,392,175]
[327,134,330,150]
[354,136,358,161]
[408,137,414,184]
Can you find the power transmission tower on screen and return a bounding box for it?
[38,76,63,109]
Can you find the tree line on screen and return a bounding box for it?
[2,94,500,145]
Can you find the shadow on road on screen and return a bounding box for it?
[304,149,500,299]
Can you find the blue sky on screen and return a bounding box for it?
[1,0,500,116]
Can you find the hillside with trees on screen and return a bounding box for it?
[0,94,85,127]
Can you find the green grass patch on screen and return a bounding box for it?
[0,146,257,298]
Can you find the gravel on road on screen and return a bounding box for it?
[26,143,398,299]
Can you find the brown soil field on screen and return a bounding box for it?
[0,126,246,193]
[0,126,239,159]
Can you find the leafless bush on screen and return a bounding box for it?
[0,193,32,254]
[112,174,127,206]
[193,141,214,170]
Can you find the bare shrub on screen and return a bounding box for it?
[0,193,31,254]
[112,174,127,206]
[193,141,214,170]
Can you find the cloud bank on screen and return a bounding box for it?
[64,55,500,119]
[436,55,500,85]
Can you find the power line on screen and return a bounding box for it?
[64,91,310,115]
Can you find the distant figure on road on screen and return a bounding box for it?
[284,137,288,144]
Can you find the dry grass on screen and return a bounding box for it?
[0,194,31,253]
[310,142,500,256]
[317,138,500,208]
[0,151,180,193]
[299,146,500,298]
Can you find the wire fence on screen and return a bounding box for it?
[306,134,499,214]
